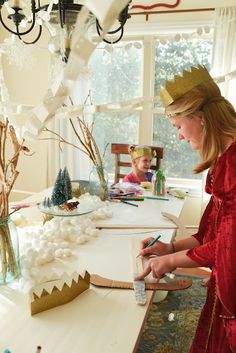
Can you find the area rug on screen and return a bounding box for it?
[137,276,207,353]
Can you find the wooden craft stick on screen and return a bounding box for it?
[96,224,198,230]
[90,274,192,291]
[96,225,178,230]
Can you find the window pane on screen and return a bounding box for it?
[153,113,201,179]
[153,37,213,179]
[90,42,142,105]
[89,42,142,174]
[154,37,213,102]
[93,112,139,174]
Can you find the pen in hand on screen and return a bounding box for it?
[136,235,161,258]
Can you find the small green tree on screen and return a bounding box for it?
[63,167,72,200]
[51,169,67,206]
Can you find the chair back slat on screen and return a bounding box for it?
[118,162,131,168]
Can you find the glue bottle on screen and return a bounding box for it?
[156,169,166,195]
[151,172,157,196]
[156,169,163,195]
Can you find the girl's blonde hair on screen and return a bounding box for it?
[165,80,236,173]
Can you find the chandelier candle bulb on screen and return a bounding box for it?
[10,0,21,8]
[64,37,71,49]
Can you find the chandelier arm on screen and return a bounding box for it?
[58,0,64,28]
[17,24,43,44]
[96,19,123,35]
[98,26,124,45]
[95,2,129,37]
[0,1,37,36]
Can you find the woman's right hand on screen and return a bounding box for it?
[139,237,173,257]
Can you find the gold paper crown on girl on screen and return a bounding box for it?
[160,65,214,108]
[128,145,154,160]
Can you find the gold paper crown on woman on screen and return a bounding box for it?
[128,145,154,160]
[160,65,214,108]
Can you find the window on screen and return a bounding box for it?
[89,41,142,172]
[153,38,213,179]
[89,28,213,184]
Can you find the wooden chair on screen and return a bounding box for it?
[111,143,164,184]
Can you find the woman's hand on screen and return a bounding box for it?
[139,237,173,257]
[135,250,200,282]
[135,254,176,281]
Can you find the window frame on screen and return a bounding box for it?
[128,25,213,191]
[91,21,214,191]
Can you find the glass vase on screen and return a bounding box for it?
[0,216,20,285]
[89,165,108,201]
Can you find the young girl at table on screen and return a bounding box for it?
[135,66,236,353]
[123,145,154,184]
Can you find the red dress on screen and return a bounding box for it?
[187,141,236,353]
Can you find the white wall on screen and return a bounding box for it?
[0,29,51,199]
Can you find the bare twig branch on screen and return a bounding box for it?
[40,127,90,156]
[103,143,110,159]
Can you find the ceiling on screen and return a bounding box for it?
[127,0,236,25]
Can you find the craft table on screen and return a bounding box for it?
[96,195,184,235]
[0,190,185,353]
[15,188,185,241]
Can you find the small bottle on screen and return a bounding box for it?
[155,169,162,195]
[151,173,157,196]
[161,174,166,195]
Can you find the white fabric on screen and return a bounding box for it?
[46,119,61,186]
[211,7,236,106]
[64,79,92,181]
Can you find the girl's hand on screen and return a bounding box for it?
[139,238,173,257]
[135,254,176,281]
[135,250,199,281]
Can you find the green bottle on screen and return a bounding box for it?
[156,169,163,195]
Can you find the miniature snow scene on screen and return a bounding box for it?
[17,167,113,289]
[38,167,93,216]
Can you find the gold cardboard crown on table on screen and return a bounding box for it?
[30,271,90,315]
[160,65,214,108]
[129,145,154,160]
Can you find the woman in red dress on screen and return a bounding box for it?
[136,66,236,352]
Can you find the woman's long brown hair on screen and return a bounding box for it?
[165,80,236,173]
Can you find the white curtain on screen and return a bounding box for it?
[211,7,236,105]
[60,78,92,182]
[46,77,92,186]
[201,7,236,212]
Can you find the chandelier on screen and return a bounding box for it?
[0,0,131,60]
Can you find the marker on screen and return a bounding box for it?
[109,199,138,207]
[113,196,144,201]
[136,235,161,258]
[144,196,169,201]
[120,200,139,207]
[36,346,42,353]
